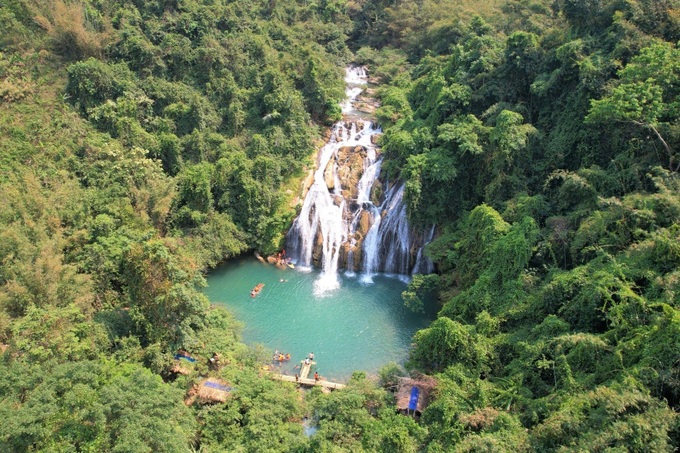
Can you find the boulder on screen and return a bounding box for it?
[312,230,324,267]
[358,210,372,237]
[352,244,363,270]
[324,157,335,191]
[370,179,384,206]
[339,242,351,269]
[333,194,343,206]
[301,169,315,199]
[355,95,380,115]
[336,145,367,200]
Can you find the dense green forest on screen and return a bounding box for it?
[1,0,678,451]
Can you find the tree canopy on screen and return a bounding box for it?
[0,0,679,451]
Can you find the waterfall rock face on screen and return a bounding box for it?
[286,66,435,287]
[337,145,367,200]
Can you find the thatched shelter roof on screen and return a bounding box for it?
[171,351,197,375]
[195,378,233,403]
[395,376,437,413]
[170,361,191,375]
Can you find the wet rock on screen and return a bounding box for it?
[312,230,323,267]
[355,95,380,115]
[339,242,351,269]
[358,210,372,237]
[352,245,362,270]
[370,179,384,206]
[345,121,364,131]
[324,158,335,191]
[336,145,367,200]
[300,169,315,201]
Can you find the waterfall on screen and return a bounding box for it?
[412,224,436,275]
[376,183,411,276]
[287,66,435,292]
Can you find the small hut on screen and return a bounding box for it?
[186,378,233,405]
[170,361,191,375]
[171,351,197,376]
[395,376,437,417]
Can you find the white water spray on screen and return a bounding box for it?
[287,66,434,293]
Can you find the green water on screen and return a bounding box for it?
[204,257,436,382]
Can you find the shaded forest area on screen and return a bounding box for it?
[0,0,679,451]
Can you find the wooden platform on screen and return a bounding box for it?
[273,374,346,389]
[271,360,346,390]
[300,360,315,379]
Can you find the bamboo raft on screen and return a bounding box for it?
[250,283,264,297]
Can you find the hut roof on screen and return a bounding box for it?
[395,376,437,413]
[170,362,191,375]
[195,378,233,403]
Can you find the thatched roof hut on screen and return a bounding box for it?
[170,361,191,375]
[395,376,437,415]
[195,378,233,403]
[171,351,197,375]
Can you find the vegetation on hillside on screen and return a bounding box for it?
[0,0,678,451]
[367,0,680,449]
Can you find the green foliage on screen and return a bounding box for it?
[587,40,680,171]
[377,361,407,389]
[410,318,490,373]
[66,58,136,114]
[367,3,680,449]
[306,372,428,452]
[531,381,677,451]
[11,303,108,363]
[420,364,530,451]
[55,0,352,250]
[448,204,511,287]
[123,238,210,348]
[2,0,680,451]
[0,360,195,452]
[198,369,307,452]
[402,274,440,313]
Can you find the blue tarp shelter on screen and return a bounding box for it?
[408,386,420,411]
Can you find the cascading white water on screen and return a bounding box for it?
[287,66,434,293]
[375,183,411,276]
[413,224,436,275]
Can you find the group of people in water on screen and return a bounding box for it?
[274,351,291,363]
[276,249,291,266]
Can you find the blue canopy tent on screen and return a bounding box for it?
[396,377,436,417]
[408,386,420,412]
